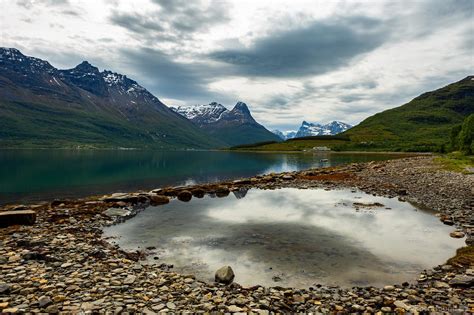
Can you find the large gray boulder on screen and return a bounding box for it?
[215,266,235,284]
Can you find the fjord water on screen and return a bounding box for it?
[0,150,402,205]
[104,188,463,288]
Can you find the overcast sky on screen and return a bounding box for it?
[1,0,472,130]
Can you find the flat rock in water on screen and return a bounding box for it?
[103,208,131,217]
[449,231,465,238]
[0,210,36,227]
[101,193,139,203]
[150,195,169,205]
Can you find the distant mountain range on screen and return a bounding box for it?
[0,48,276,148]
[171,102,280,146]
[272,121,352,140]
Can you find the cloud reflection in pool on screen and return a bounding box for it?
[104,188,464,287]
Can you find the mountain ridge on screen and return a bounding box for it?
[0,47,225,149]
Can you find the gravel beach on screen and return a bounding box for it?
[0,155,473,313]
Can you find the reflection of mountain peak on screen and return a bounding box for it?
[233,188,249,199]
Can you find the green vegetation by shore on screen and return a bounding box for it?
[434,152,474,174]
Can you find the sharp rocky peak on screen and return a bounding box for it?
[232,101,250,113]
[71,61,100,74]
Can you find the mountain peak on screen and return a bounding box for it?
[72,61,100,74]
[232,101,251,114]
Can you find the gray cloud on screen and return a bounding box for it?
[110,0,230,43]
[119,47,232,103]
[208,16,389,77]
[397,0,473,39]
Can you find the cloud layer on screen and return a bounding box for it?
[1,0,472,129]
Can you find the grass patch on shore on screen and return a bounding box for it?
[447,246,474,267]
[230,138,349,151]
[434,152,474,173]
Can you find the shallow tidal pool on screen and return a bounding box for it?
[103,188,464,288]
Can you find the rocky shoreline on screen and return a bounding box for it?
[0,156,473,313]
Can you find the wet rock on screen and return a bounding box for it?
[38,296,52,308]
[124,275,137,285]
[0,210,36,227]
[449,231,465,238]
[215,266,235,284]
[166,302,176,310]
[282,175,294,180]
[101,193,139,203]
[398,189,408,196]
[394,300,410,311]
[191,188,206,198]
[45,305,59,313]
[449,275,474,287]
[228,305,243,312]
[177,190,192,202]
[466,235,474,246]
[103,208,131,217]
[0,283,11,294]
[22,252,47,261]
[433,281,450,288]
[149,195,169,206]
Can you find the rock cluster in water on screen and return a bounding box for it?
[0,156,473,313]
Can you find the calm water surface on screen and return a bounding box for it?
[0,150,406,205]
[104,188,464,288]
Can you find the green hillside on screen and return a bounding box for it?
[231,76,474,152]
[0,99,222,149]
[342,76,474,151]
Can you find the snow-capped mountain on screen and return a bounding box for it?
[295,121,352,137]
[0,47,222,149]
[273,121,352,139]
[272,130,297,140]
[170,101,280,146]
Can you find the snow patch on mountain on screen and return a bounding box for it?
[171,102,228,123]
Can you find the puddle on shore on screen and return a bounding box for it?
[103,188,464,288]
